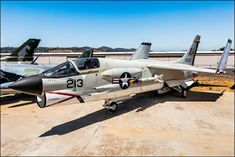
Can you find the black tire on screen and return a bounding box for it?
[181,88,187,98]
[108,102,117,113]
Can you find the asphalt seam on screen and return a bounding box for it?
[81,123,101,151]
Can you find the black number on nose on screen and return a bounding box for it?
[67,79,83,88]
[67,79,74,88]
[77,79,83,87]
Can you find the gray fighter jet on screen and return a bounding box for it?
[9,36,231,112]
[1,39,41,84]
[1,42,151,95]
[1,38,41,82]
[0,38,50,95]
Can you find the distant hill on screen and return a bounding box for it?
[217,47,234,51]
[2,46,233,53]
[0,46,136,53]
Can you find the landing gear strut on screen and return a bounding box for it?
[103,101,118,113]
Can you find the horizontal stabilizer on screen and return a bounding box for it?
[180,80,195,89]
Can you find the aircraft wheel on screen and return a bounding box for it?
[37,93,46,108]
[181,88,187,98]
[108,102,117,113]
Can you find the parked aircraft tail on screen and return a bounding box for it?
[5,38,41,62]
[216,39,232,73]
[130,42,151,60]
[78,49,94,58]
[175,35,200,65]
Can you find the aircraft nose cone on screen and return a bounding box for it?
[9,75,42,95]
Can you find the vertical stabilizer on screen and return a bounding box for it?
[78,49,94,58]
[176,35,200,65]
[216,39,232,73]
[130,42,151,60]
[8,38,41,62]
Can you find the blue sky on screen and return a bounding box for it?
[1,1,234,50]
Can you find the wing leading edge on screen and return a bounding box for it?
[147,63,216,74]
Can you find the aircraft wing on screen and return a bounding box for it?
[1,64,52,82]
[3,69,25,78]
[147,63,216,74]
[0,69,23,83]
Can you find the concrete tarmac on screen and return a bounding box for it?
[1,88,234,156]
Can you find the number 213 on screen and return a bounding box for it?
[67,79,83,88]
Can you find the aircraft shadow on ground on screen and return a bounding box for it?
[40,90,224,137]
[8,102,34,108]
[0,94,36,106]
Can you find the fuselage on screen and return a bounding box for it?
[38,58,192,103]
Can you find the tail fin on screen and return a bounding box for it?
[176,35,200,65]
[216,39,232,73]
[130,42,151,60]
[78,49,93,58]
[8,38,40,62]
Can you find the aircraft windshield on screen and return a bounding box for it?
[74,58,100,70]
[42,61,78,78]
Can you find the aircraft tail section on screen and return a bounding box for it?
[7,38,41,62]
[130,42,151,60]
[78,49,93,58]
[175,35,200,65]
[216,39,232,73]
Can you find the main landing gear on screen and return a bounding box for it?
[181,88,187,98]
[171,85,188,98]
[103,101,118,113]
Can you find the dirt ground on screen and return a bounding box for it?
[192,74,234,92]
[1,75,234,156]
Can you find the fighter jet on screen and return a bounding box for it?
[1,39,41,83]
[9,36,231,112]
[1,42,151,95]
[0,50,96,95]
[0,38,46,94]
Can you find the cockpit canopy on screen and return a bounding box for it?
[74,58,100,70]
[42,61,78,78]
[42,58,100,78]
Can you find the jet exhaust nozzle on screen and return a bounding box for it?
[9,75,43,95]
